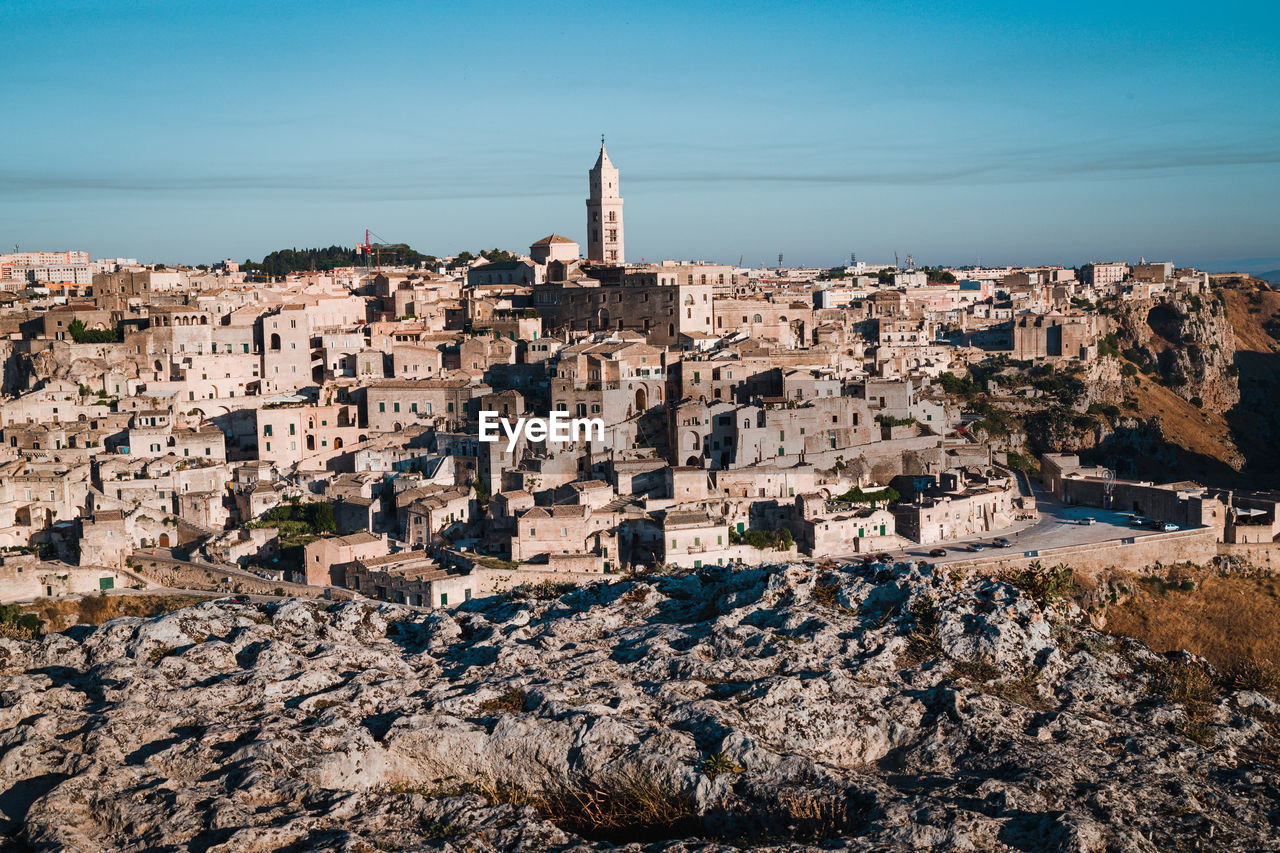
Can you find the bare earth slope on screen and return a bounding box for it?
[2,566,1279,851]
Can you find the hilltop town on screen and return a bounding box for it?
[0,143,1278,609]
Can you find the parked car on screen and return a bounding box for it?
[1162,522,1180,532]
[967,543,986,552]
[993,537,1012,548]
[1129,516,1146,527]
[929,548,948,557]
[875,553,893,563]
[1079,517,1096,526]
[217,594,250,606]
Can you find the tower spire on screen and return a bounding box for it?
[586,139,624,264]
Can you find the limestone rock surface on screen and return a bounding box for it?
[1,564,1278,851]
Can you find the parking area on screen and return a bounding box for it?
[832,489,1183,566]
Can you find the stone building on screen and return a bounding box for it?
[302,531,388,586]
[792,493,898,555]
[586,142,624,263]
[1011,312,1097,361]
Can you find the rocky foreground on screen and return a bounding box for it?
[2,564,1279,852]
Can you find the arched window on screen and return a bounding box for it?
[269,333,281,350]
[753,314,763,323]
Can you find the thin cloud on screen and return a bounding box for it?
[3,135,1278,199]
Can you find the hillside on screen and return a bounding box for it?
[2,565,1279,851]
[1218,280,1280,485]
[1085,279,1280,488]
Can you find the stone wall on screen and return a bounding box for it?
[943,527,1217,578]
[129,554,354,600]
[1217,541,1280,573]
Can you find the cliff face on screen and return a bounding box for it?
[1111,292,1240,412]
[3,566,1279,851]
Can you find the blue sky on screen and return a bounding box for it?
[2,0,1278,270]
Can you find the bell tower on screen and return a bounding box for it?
[586,138,624,264]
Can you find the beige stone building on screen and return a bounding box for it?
[302,531,388,586]
[586,143,624,263]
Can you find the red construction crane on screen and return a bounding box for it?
[356,229,410,271]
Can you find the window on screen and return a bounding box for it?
[379,402,385,412]
[264,425,273,436]
[671,538,678,548]
[440,593,447,606]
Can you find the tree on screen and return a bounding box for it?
[67,318,120,344]
[480,248,517,263]
[306,502,337,534]
[447,251,477,270]
[242,245,438,277]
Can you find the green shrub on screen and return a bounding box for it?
[1002,562,1075,608]
[701,752,744,777]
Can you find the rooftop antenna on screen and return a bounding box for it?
[738,254,743,267]
[894,251,900,269]
[906,253,914,270]
[778,253,783,270]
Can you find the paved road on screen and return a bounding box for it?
[832,486,1177,566]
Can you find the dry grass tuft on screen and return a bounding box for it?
[0,620,36,640]
[478,688,530,714]
[991,669,1049,711]
[148,645,175,665]
[1147,658,1219,745]
[759,789,867,841]
[28,593,208,631]
[951,658,1001,684]
[622,584,650,604]
[471,772,698,842]
[810,573,841,608]
[1219,655,1280,694]
[898,595,942,667]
